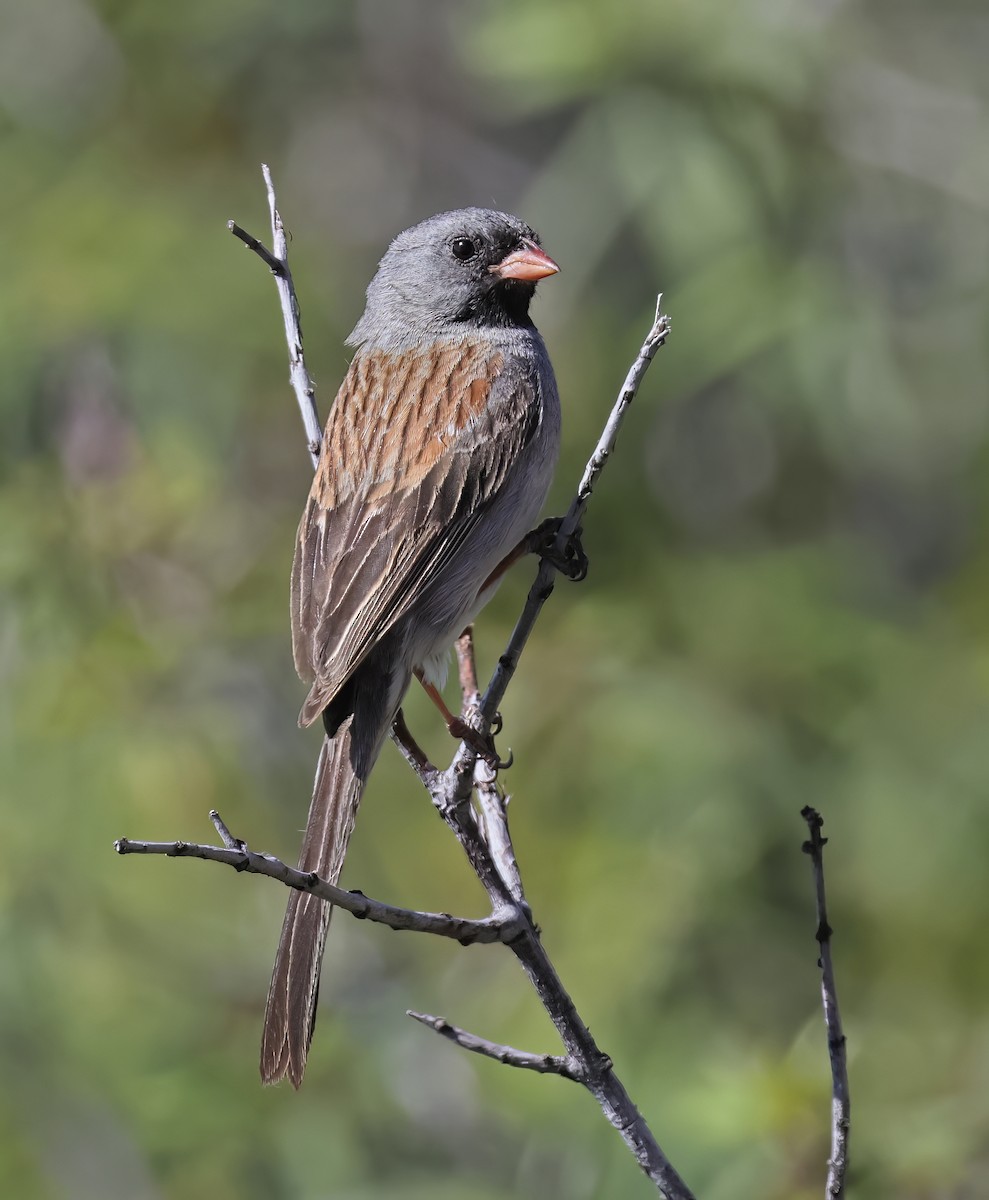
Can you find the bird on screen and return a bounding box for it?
[261,207,562,1087]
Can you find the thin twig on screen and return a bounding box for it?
[438,301,671,818]
[228,165,322,467]
[455,626,481,703]
[114,818,520,946]
[455,631,526,905]
[407,1010,581,1080]
[486,299,670,725]
[390,708,441,792]
[802,806,850,1199]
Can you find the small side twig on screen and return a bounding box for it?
[210,808,245,850]
[407,1010,581,1080]
[802,806,850,1199]
[226,223,282,274]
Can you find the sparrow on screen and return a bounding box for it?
[261,208,561,1087]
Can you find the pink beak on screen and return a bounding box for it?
[491,242,560,282]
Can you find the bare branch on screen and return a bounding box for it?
[410,307,688,1197]
[437,302,672,819]
[413,301,686,1197]
[114,819,519,947]
[228,165,323,468]
[407,1010,581,1080]
[802,806,851,1199]
[486,301,670,721]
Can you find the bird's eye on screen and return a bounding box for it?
[450,237,478,261]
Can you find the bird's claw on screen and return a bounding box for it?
[529,517,589,582]
[448,716,513,771]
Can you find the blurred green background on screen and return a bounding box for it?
[3,1,988,1196]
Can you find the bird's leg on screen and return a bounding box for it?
[414,668,512,770]
[481,517,589,591]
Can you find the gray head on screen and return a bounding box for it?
[348,208,559,349]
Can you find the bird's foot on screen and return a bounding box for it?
[528,517,589,582]
[448,715,513,771]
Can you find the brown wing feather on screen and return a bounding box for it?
[292,338,536,725]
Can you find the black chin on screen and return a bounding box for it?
[498,278,537,323]
[455,278,536,329]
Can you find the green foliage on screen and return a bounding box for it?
[2,1,987,1196]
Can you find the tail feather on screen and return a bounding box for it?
[259,727,358,1087]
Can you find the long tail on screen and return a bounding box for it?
[260,694,391,1087]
